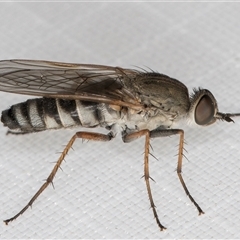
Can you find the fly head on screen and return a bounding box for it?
[189,88,240,126]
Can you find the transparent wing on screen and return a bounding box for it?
[0,59,142,109]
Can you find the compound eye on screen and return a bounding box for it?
[195,95,215,125]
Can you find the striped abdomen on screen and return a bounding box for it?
[1,98,119,134]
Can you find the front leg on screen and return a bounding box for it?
[123,128,204,231]
[151,128,204,215]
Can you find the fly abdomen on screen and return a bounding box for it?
[1,98,46,133]
[1,98,105,134]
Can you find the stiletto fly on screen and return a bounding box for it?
[0,59,239,230]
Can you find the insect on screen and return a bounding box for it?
[0,59,239,231]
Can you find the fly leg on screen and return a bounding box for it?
[123,129,166,231]
[123,128,204,231]
[150,128,204,216]
[4,131,113,225]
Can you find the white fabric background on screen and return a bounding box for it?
[0,2,240,239]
